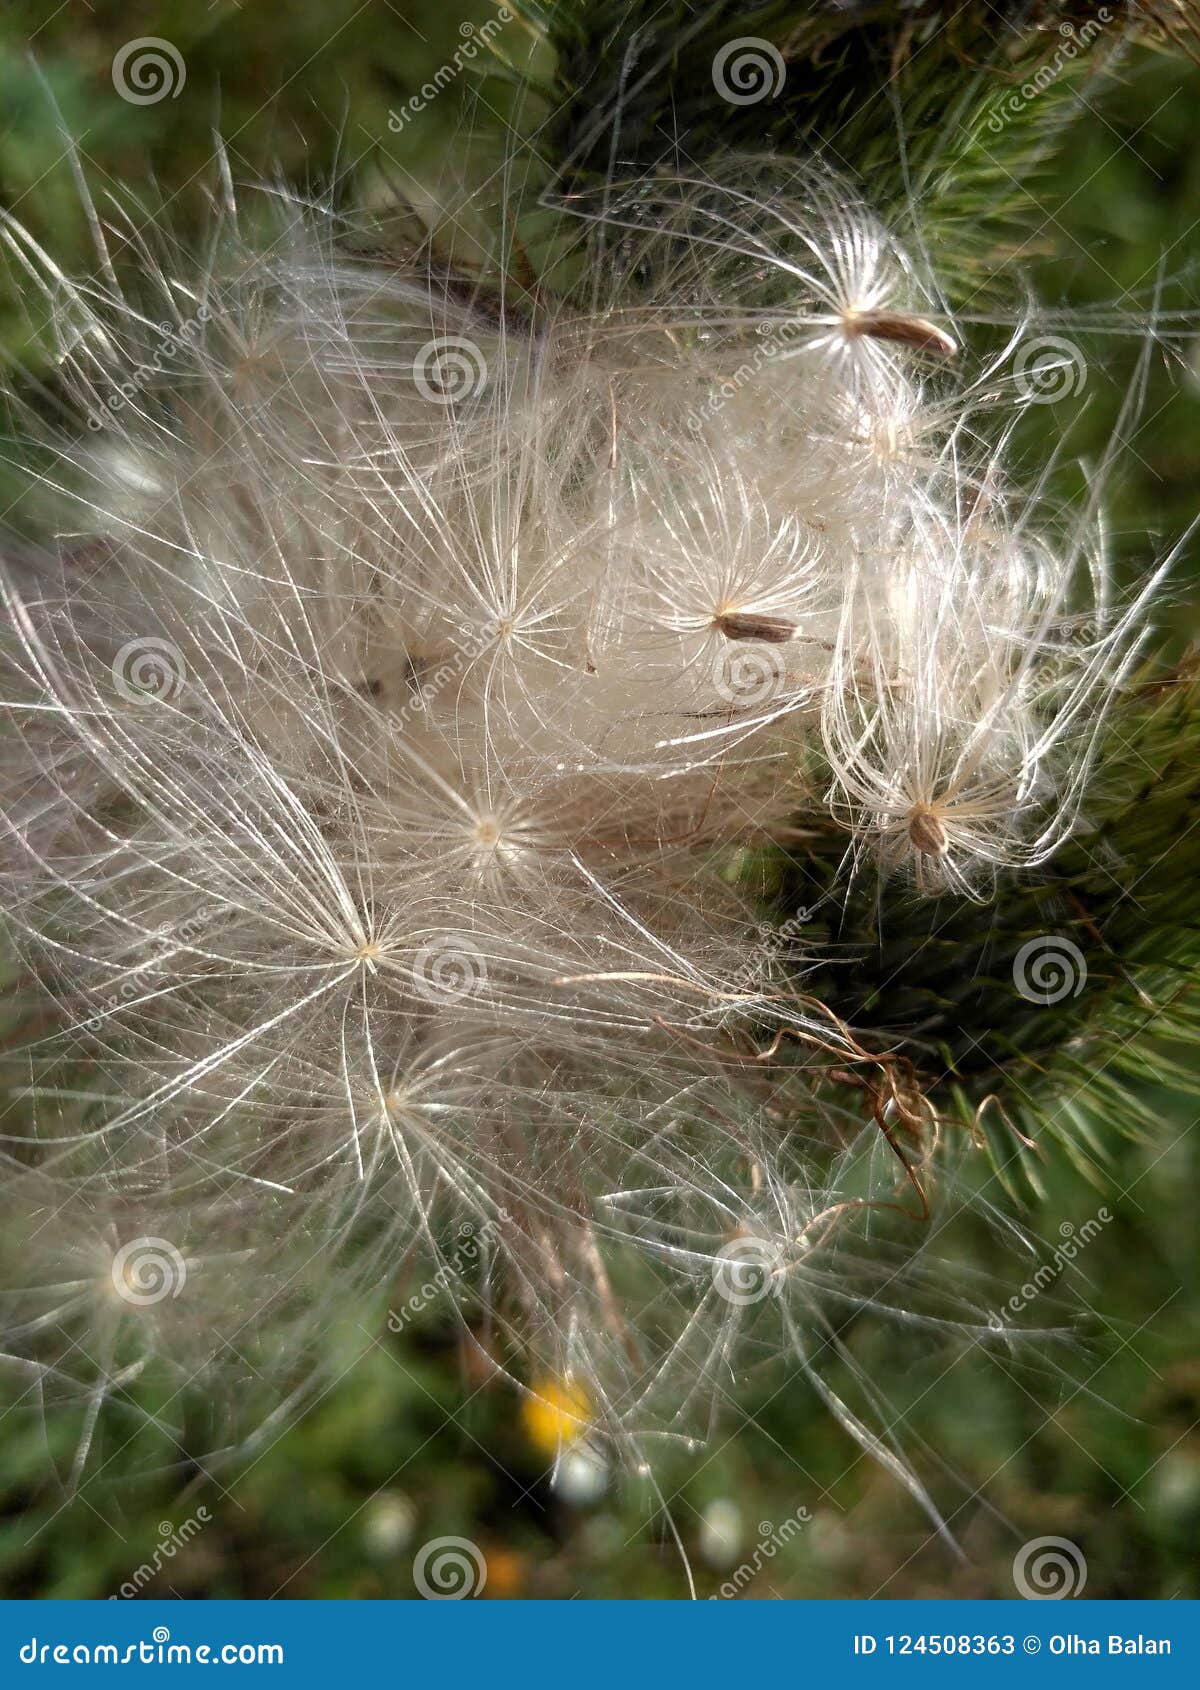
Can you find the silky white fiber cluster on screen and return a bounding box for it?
[0,160,1152,1500]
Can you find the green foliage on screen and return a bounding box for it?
[505,0,1174,293]
[782,662,1200,1202]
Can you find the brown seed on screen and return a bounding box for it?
[848,311,958,358]
[907,805,949,857]
[714,611,797,644]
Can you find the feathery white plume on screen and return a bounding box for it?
[0,154,1161,1530]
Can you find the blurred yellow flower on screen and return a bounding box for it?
[521,1377,591,1454]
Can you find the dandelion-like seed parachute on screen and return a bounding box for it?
[0,142,1168,1539]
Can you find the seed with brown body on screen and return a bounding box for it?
[846,311,958,358]
[906,805,948,857]
[714,611,797,644]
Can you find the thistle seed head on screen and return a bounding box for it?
[0,149,1165,1529]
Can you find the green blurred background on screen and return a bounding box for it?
[0,1,1198,1599]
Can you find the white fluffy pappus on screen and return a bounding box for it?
[0,153,1168,1541]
